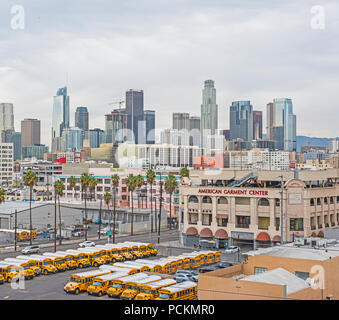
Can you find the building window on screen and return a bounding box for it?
[324,197,328,205]
[310,198,314,206]
[188,196,198,203]
[217,218,228,227]
[254,267,267,275]
[295,271,309,281]
[275,217,280,231]
[330,197,334,205]
[217,197,228,204]
[317,198,321,206]
[202,214,212,226]
[202,196,212,204]
[236,216,250,228]
[258,217,270,230]
[189,213,198,224]
[275,198,280,207]
[290,218,304,231]
[235,197,250,205]
[258,198,270,206]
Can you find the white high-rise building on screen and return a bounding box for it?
[0,103,14,132]
[0,142,13,186]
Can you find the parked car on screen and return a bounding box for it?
[21,245,40,255]
[216,262,233,269]
[174,270,196,277]
[225,246,240,254]
[79,241,95,248]
[199,266,220,273]
[174,274,196,283]
[72,231,84,237]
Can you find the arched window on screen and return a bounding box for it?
[188,196,198,203]
[202,196,212,204]
[324,197,328,205]
[258,198,270,206]
[330,197,334,204]
[217,197,228,205]
[317,198,321,206]
[310,198,315,206]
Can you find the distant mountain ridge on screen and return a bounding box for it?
[296,136,334,152]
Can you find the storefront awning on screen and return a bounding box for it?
[186,227,198,236]
[214,229,228,239]
[256,232,271,242]
[200,228,213,238]
[311,232,317,237]
[272,235,281,242]
[318,230,324,237]
[216,214,228,219]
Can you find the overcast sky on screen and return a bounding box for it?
[0,0,338,147]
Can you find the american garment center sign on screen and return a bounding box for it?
[198,188,269,196]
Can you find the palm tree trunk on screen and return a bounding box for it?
[131,191,134,236]
[29,187,32,245]
[98,198,102,240]
[150,185,153,233]
[108,204,111,243]
[85,192,88,241]
[113,188,116,244]
[58,196,62,245]
[169,193,172,230]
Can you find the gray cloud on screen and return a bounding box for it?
[0,0,338,147]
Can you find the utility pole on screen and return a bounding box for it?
[280,175,284,245]
[14,210,17,252]
[154,197,157,233]
[158,172,163,244]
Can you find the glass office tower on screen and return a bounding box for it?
[229,101,253,142]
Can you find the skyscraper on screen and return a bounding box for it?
[105,109,127,144]
[75,106,89,131]
[88,128,105,148]
[266,102,274,141]
[253,111,263,140]
[125,89,144,144]
[173,113,190,131]
[229,101,253,142]
[52,87,70,152]
[0,103,14,132]
[189,116,200,147]
[200,80,218,149]
[144,110,155,144]
[21,118,41,147]
[61,127,83,152]
[1,131,21,161]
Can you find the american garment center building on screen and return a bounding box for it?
[179,168,339,249]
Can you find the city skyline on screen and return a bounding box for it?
[0,1,338,147]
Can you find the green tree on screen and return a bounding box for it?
[24,170,37,245]
[111,174,120,244]
[80,173,91,240]
[55,180,65,245]
[0,188,5,204]
[69,176,77,200]
[103,191,113,242]
[126,174,137,236]
[135,174,144,209]
[179,167,189,179]
[146,169,156,232]
[89,177,98,201]
[164,174,178,230]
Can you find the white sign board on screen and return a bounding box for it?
[288,193,302,205]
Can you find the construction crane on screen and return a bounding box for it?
[108,100,125,110]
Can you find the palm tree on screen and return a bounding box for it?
[55,180,65,245]
[126,174,137,236]
[135,174,144,209]
[69,176,77,200]
[146,169,156,232]
[0,188,5,205]
[80,173,91,240]
[89,177,98,201]
[103,192,112,242]
[164,174,178,230]
[24,170,37,245]
[179,167,189,180]
[111,174,120,244]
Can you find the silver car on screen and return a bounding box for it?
[22,245,40,255]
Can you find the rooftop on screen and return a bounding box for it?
[240,268,309,295]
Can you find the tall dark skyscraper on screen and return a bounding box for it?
[253,111,262,140]
[173,113,190,131]
[21,118,40,147]
[52,87,70,152]
[75,106,89,131]
[229,101,253,142]
[144,110,155,144]
[105,109,127,144]
[125,89,144,144]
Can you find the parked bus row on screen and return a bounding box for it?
[0,241,157,283]
[64,268,197,300]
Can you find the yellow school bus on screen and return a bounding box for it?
[64,269,111,295]
[132,260,162,273]
[30,255,57,274]
[180,253,201,269]
[65,250,91,268]
[177,256,191,269]
[135,278,177,300]
[214,251,221,263]
[159,258,178,274]
[114,244,135,261]
[122,242,146,258]
[165,256,184,270]
[94,245,120,263]
[51,252,78,269]
[155,260,173,274]
[156,281,197,300]
[117,262,151,273]
[0,262,19,282]
[42,253,68,271]
[101,244,125,262]
[77,248,105,267]
[2,260,34,280]
[87,272,129,297]
[107,273,149,298]
[99,264,136,275]
[131,242,158,256]
[120,275,162,300]
[15,255,42,276]
[112,262,145,274]
[0,229,37,242]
